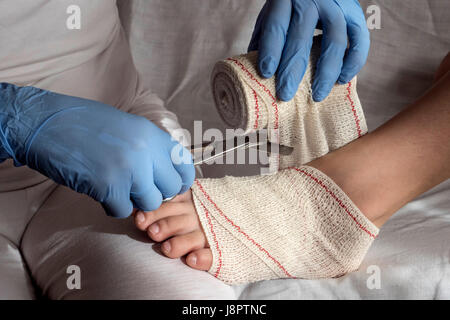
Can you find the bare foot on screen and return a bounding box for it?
[134,191,213,271]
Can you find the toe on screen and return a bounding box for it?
[134,210,149,231]
[147,214,199,242]
[134,201,195,231]
[161,230,207,259]
[186,248,213,271]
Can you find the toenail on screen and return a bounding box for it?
[188,254,197,266]
[162,241,171,254]
[149,223,160,235]
[136,212,145,223]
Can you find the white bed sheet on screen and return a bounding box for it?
[119,0,450,299]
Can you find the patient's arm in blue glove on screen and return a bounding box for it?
[0,83,195,218]
[248,0,370,102]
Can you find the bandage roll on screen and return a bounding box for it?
[210,40,368,169]
[211,56,269,133]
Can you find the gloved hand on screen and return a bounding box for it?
[248,0,370,102]
[0,83,195,218]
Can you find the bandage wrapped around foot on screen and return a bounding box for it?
[192,44,376,284]
[192,166,378,284]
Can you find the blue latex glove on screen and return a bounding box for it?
[248,0,370,102]
[0,83,195,218]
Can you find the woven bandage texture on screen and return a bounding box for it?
[192,166,379,284]
[211,47,367,170]
[191,48,375,285]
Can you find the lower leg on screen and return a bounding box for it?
[310,56,450,227]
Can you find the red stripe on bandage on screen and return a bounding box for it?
[228,58,363,141]
[291,167,377,239]
[227,58,279,130]
[227,57,281,165]
[195,179,294,278]
[252,89,260,130]
[346,82,362,138]
[196,194,223,277]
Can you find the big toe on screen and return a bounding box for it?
[186,248,213,271]
[147,214,199,242]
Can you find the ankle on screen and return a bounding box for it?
[307,138,389,228]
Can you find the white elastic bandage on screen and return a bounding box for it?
[192,44,376,285]
[192,166,379,284]
[211,42,367,169]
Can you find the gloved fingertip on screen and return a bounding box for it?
[277,87,295,102]
[179,184,191,195]
[101,199,134,219]
[131,187,163,213]
[312,86,329,102]
[259,55,277,78]
[337,75,351,85]
[276,71,300,102]
[136,197,162,213]
[312,92,325,102]
[312,78,335,102]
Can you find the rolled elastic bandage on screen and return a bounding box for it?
[211,41,367,169]
[191,44,376,285]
